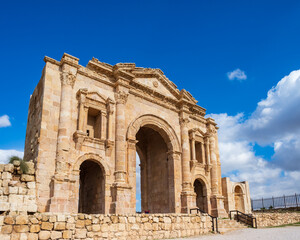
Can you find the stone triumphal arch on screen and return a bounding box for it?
[24,53,251,216]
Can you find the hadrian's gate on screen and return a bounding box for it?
[24,53,251,216]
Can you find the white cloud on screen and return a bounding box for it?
[227,68,247,81]
[0,149,24,164]
[0,115,11,128]
[208,69,300,198]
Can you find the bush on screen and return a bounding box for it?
[9,156,29,174]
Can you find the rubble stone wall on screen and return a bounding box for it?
[0,213,212,240]
[0,163,37,214]
[254,212,300,227]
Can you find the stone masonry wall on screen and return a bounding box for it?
[0,213,212,240]
[254,212,300,227]
[0,163,37,214]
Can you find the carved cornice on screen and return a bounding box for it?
[115,91,129,104]
[45,54,208,118]
[61,72,76,88]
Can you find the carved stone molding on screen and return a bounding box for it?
[61,72,76,88]
[115,90,129,104]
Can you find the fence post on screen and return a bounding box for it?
[296,193,298,208]
[251,199,253,211]
[283,195,286,208]
[272,196,274,209]
[262,197,264,210]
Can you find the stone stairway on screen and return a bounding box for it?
[217,218,248,234]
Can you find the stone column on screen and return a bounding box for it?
[205,138,211,165]
[209,136,218,195]
[114,90,128,183]
[127,138,138,213]
[112,89,132,214]
[180,117,191,191]
[180,117,195,213]
[209,134,227,217]
[50,69,77,212]
[83,106,88,133]
[101,111,107,140]
[190,134,196,161]
[77,89,87,133]
[201,142,206,164]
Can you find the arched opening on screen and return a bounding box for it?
[194,179,208,213]
[78,160,105,214]
[234,185,245,212]
[136,126,170,213]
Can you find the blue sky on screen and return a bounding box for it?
[1,1,300,210]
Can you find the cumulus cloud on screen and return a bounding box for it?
[208,69,300,198]
[0,115,11,128]
[0,149,24,164]
[227,68,247,81]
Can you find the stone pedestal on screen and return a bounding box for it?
[111,183,133,214]
[210,195,227,217]
[181,191,197,213]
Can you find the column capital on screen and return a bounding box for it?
[115,90,129,104]
[61,72,76,88]
[179,117,190,127]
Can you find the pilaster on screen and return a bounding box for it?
[50,53,79,212]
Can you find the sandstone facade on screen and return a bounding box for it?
[23,53,251,216]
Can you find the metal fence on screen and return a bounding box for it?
[251,193,300,211]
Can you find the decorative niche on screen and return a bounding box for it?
[74,89,115,154]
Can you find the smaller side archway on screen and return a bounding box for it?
[73,153,111,214]
[193,176,210,213]
[234,185,245,212]
[78,160,105,214]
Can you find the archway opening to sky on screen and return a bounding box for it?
[135,126,170,213]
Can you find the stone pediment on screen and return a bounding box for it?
[86,91,107,104]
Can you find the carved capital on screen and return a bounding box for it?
[179,117,190,127]
[61,72,76,88]
[115,91,129,104]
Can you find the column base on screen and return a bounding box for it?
[181,191,196,213]
[210,195,228,217]
[111,182,133,214]
[49,174,75,213]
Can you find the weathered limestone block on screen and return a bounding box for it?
[41,222,53,230]
[28,233,38,240]
[63,230,72,239]
[1,225,13,234]
[4,216,14,224]
[39,231,51,240]
[54,222,66,230]
[51,230,62,239]
[2,172,12,180]
[16,215,29,225]
[4,164,14,173]
[30,224,40,233]
[75,228,87,238]
[14,225,29,233]
[0,202,10,211]
[21,174,35,182]
[26,162,35,175]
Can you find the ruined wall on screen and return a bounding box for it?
[254,212,300,227]
[0,213,212,240]
[23,71,45,163]
[0,163,37,214]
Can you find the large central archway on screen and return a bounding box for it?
[127,114,181,213]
